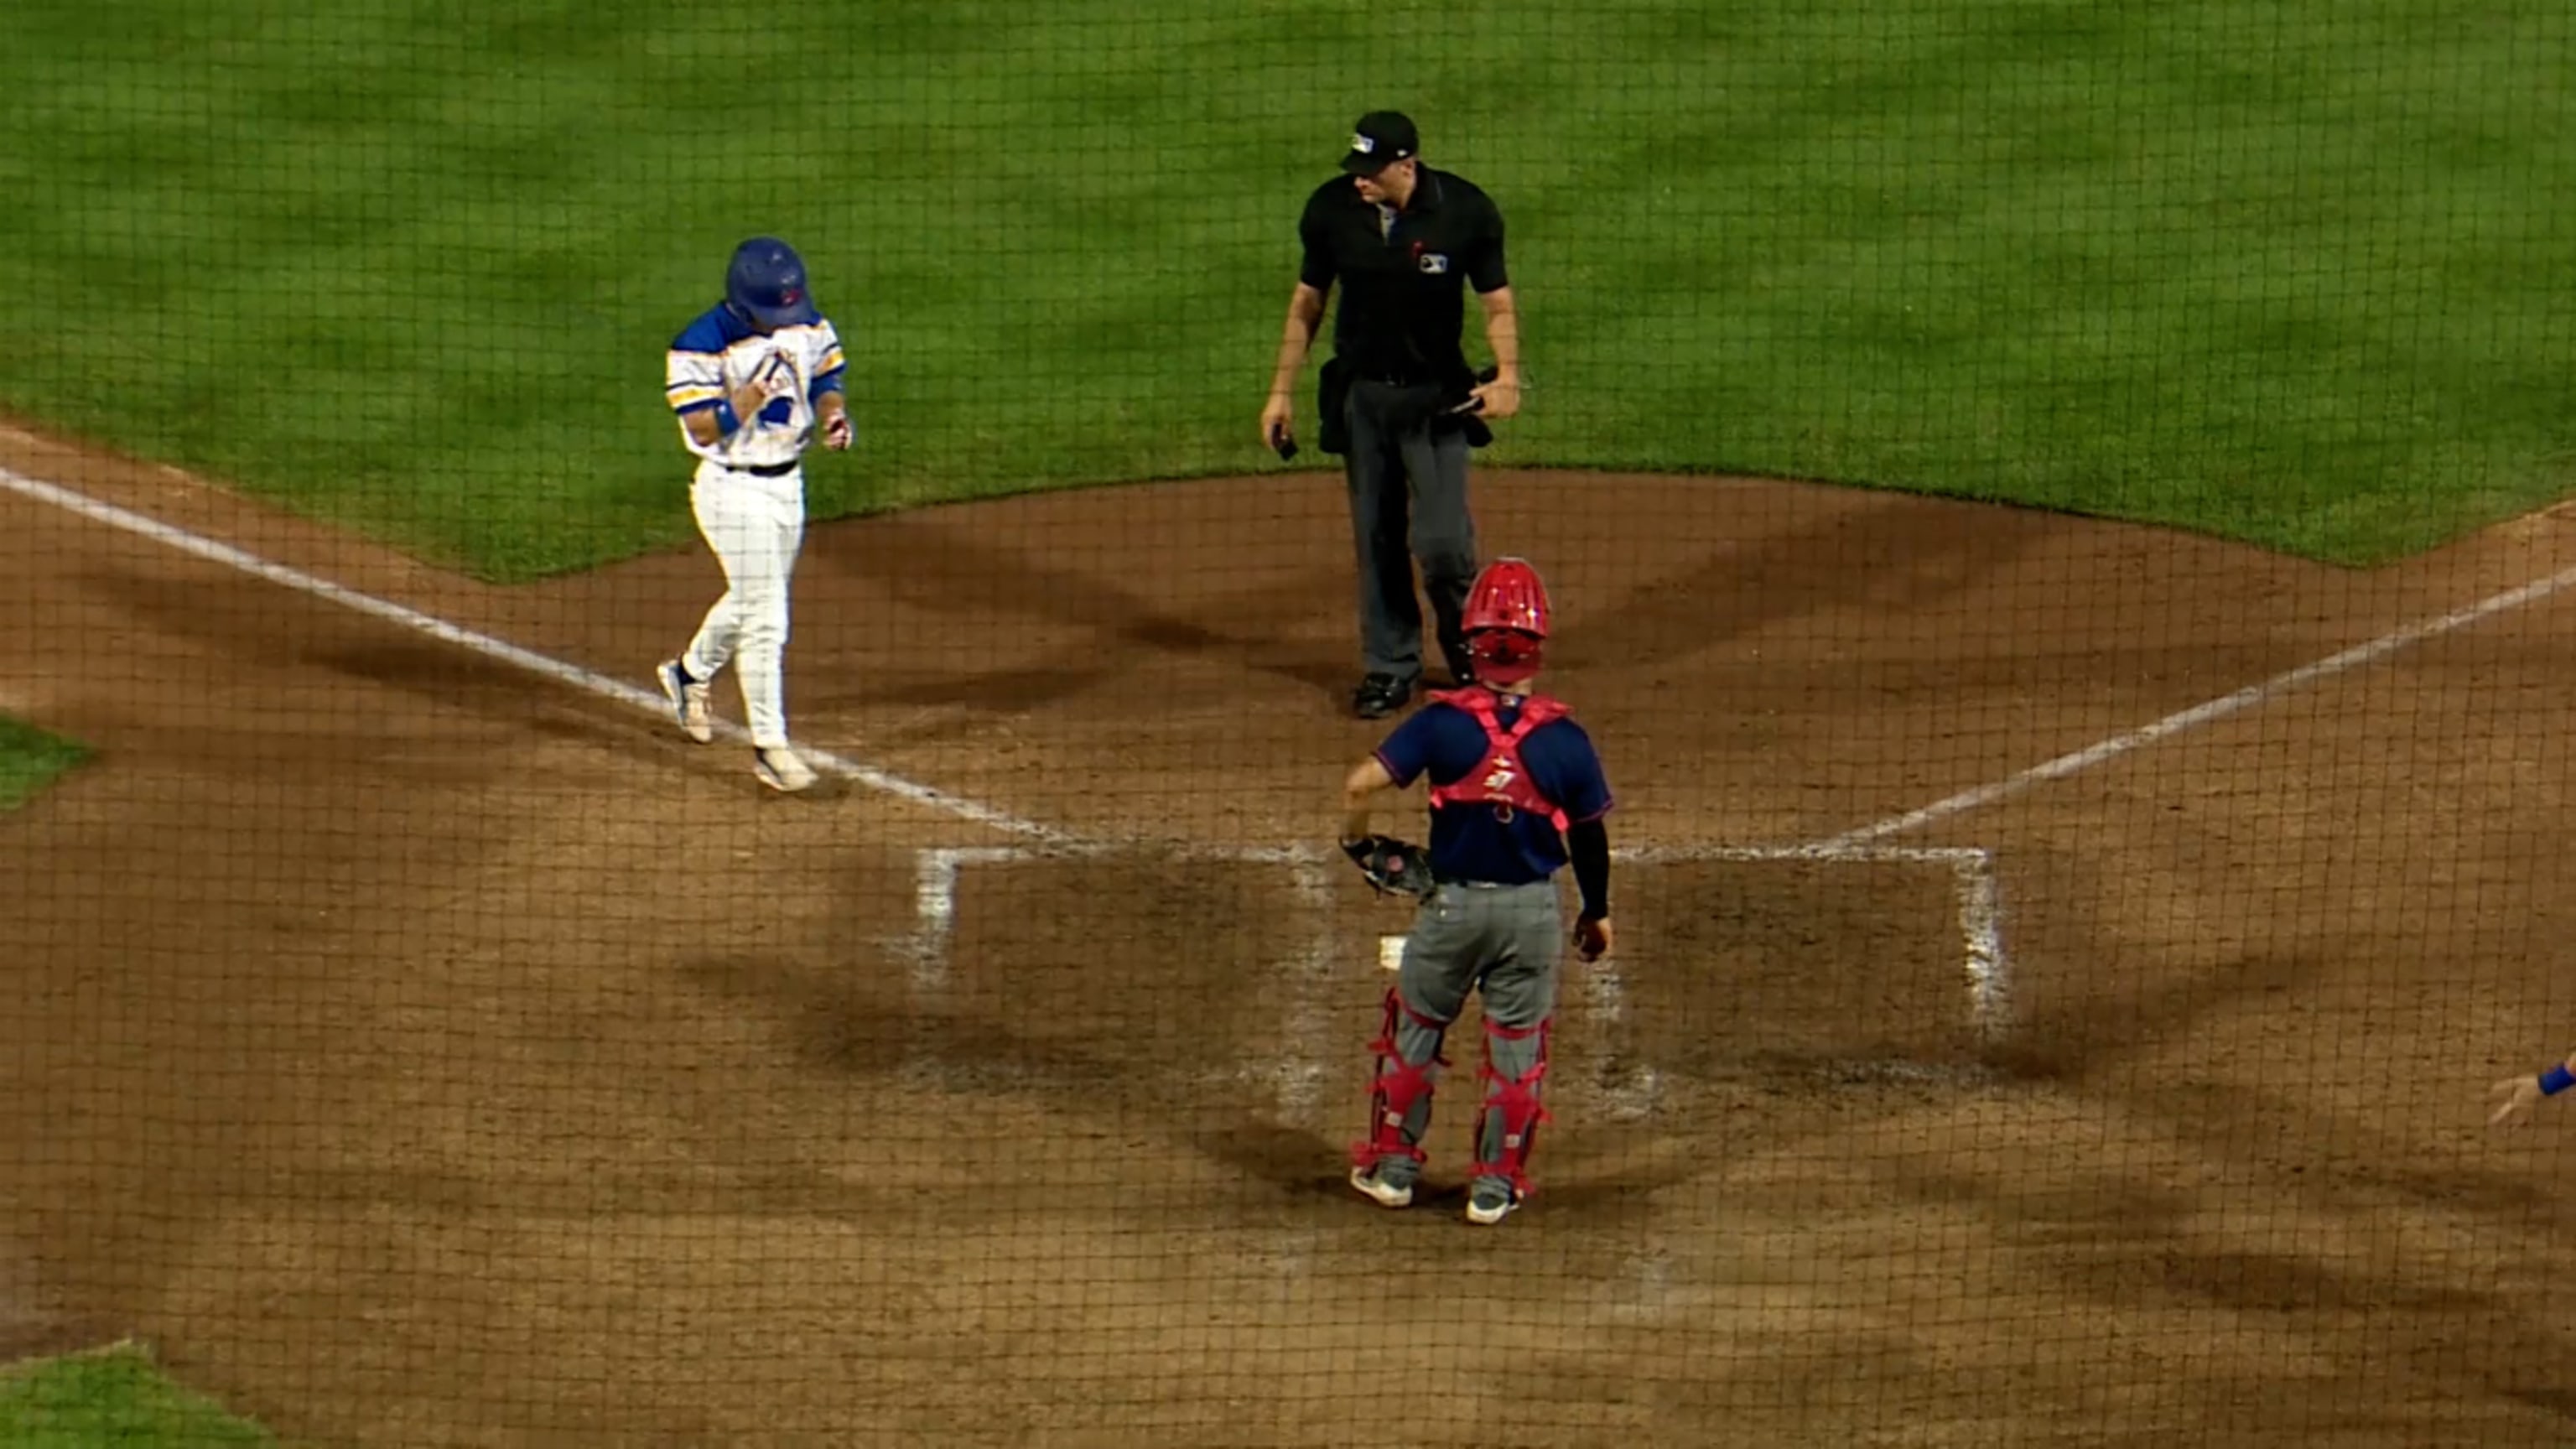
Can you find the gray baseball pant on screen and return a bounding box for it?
[1359,879,1561,1201]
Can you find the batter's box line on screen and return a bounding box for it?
[902,840,1322,989]
[900,839,2011,1045]
[1621,841,2009,1043]
[895,841,1340,1120]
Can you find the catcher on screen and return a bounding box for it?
[1337,556,1614,1225]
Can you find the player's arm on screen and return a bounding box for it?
[1553,724,1613,960]
[2489,1050,2576,1126]
[810,327,853,450]
[1338,756,1398,844]
[814,389,852,449]
[1341,715,1435,844]
[674,353,799,448]
[1566,818,1611,960]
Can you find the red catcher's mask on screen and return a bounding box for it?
[1462,557,1550,683]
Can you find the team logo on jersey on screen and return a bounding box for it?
[1418,252,1450,275]
[1481,754,1523,822]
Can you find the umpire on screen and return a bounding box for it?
[1260,111,1522,719]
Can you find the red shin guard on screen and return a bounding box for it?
[1350,987,1449,1169]
[1472,1016,1553,1196]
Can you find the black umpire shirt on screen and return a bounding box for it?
[1298,167,1508,385]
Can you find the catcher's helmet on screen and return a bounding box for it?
[1462,556,1550,684]
[724,236,819,330]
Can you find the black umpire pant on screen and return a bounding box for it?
[1343,378,1480,685]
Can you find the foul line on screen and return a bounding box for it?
[0,466,1074,844]
[1824,558,2576,849]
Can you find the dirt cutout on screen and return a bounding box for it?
[8,420,2576,1446]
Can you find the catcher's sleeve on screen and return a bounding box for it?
[1568,818,1609,920]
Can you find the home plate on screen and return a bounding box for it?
[1379,935,1406,972]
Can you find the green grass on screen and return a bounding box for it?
[4,0,2572,574]
[0,1345,275,1447]
[0,716,87,813]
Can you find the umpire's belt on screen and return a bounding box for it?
[728,460,798,478]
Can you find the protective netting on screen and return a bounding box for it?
[4,3,2575,1445]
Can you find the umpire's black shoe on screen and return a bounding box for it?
[1352,673,1413,719]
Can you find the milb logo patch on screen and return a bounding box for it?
[1417,252,1450,274]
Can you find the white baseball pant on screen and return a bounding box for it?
[680,460,805,750]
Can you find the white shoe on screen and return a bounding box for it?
[1466,1184,1520,1226]
[655,660,713,745]
[754,745,818,793]
[1348,1166,1414,1210]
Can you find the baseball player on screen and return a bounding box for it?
[654,236,851,793]
[1338,557,1613,1224]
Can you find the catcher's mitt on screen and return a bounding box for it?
[1343,834,1435,899]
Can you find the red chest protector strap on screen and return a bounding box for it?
[1425,688,1571,831]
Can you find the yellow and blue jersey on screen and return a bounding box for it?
[664,304,847,470]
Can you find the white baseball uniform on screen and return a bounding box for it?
[664,304,847,750]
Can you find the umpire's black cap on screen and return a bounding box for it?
[1341,112,1420,174]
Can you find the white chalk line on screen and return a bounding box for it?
[1824,557,2576,849]
[906,846,1046,991]
[1579,938,1663,1122]
[1956,851,2009,1041]
[0,466,1074,845]
[44,454,2554,1060]
[4,454,1991,1094]
[899,842,1341,1114]
[9,463,2015,1067]
[906,839,2006,1122]
[1276,858,1334,1119]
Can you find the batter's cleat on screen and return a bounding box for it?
[656,660,714,745]
[753,745,818,793]
[1352,673,1413,719]
[1348,1166,1415,1210]
[1466,1184,1520,1226]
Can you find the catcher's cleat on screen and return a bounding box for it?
[1466,1183,1520,1226]
[754,745,818,793]
[1348,1166,1415,1210]
[656,659,714,745]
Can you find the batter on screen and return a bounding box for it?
[655,236,852,793]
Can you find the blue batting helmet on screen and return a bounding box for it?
[724,237,819,330]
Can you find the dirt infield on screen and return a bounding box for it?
[10,420,2576,1447]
